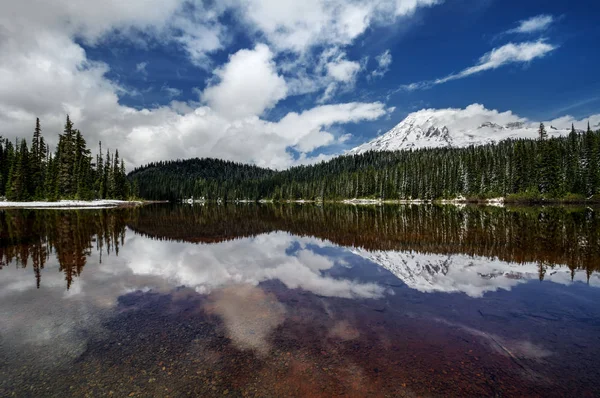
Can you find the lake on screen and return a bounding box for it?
[1,204,599,397]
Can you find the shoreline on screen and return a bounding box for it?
[0,200,161,209]
[179,197,600,206]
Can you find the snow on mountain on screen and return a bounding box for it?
[349,104,578,155]
[352,249,598,297]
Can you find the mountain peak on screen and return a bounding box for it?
[349,105,572,155]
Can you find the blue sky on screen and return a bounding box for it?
[0,0,599,168]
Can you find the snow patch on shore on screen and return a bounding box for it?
[0,200,141,209]
[341,198,383,205]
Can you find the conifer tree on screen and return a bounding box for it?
[95,142,104,198]
[56,115,76,197]
[29,118,47,199]
[538,122,547,141]
[105,150,113,198]
[584,121,599,196]
[566,123,581,193]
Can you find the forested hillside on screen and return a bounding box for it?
[128,158,276,201]
[0,117,129,201]
[130,123,600,202]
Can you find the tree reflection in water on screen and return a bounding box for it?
[1,204,599,289]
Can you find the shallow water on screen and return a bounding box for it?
[1,204,599,397]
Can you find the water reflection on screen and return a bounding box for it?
[205,284,286,355]
[2,204,599,290]
[352,249,599,297]
[1,204,600,397]
[122,231,385,298]
[0,209,126,289]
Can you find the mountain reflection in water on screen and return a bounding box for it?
[0,204,599,397]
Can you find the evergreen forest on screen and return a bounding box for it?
[129,123,600,202]
[0,117,129,201]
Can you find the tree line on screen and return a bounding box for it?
[0,117,130,201]
[130,123,600,202]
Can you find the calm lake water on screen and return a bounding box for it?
[1,204,599,397]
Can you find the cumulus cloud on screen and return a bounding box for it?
[202,44,287,119]
[326,57,361,83]
[507,14,554,34]
[371,49,392,78]
[0,0,184,42]
[227,0,441,53]
[316,48,362,103]
[124,101,388,169]
[399,40,557,91]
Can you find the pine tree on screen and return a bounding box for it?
[29,118,46,199]
[538,122,547,141]
[113,150,121,198]
[95,142,104,198]
[584,121,599,196]
[119,158,129,198]
[36,136,47,198]
[56,115,76,197]
[566,123,581,193]
[105,150,113,198]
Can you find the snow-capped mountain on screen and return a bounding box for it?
[349,104,576,155]
[351,249,597,297]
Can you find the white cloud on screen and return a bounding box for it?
[326,58,361,83]
[399,40,557,91]
[169,9,227,67]
[0,0,226,67]
[202,44,287,119]
[125,101,389,169]
[546,113,600,131]
[439,41,557,82]
[316,48,362,103]
[394,0,441,16]
[371,49,392,78]
[227,0,441,54]
[507,14,554,34]
[0,0,184,42]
